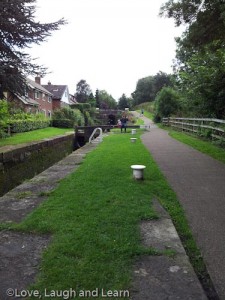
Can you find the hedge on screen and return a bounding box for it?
[52,119,74,128]
[9,120,50,133]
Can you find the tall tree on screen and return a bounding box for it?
[132,73,172,106]
[118,94,129,110]
[0,0,66,98]
[75,80,92,103]
[160,0,225,48]
[161,0,225,118]
[97,90,117,109]
[95,89,100,108]
[132,76,155,105]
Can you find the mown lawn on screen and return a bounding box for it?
[8,129,209,298]
[0,127,74,147]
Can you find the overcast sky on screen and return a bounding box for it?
[28,0,185,100]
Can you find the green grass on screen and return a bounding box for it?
[143,110,153,120]
[0,127,74,147]
[7,129,209,298]
[135,102,154,120]
[161,126,225,164]
[134,116,144,125]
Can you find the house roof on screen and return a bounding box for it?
[15,94,39,106]
[69,94,78,104]
[42,84,67,100]
[27,78,52,96]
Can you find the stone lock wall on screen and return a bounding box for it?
[0,134,75,196]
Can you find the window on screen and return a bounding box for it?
[35,90,40,99]
[42,93,45,101]
[24,87,28,97]
[48,96,52,103]
[42,109,46,116]
[48,110,52,118]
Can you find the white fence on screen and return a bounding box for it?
[162,117,225,141]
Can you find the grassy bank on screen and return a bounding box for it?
[135,102,154,120]
[160,126,225,164]
[6,129,209,298]
[0,127,73,147]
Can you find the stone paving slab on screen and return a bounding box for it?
[131,199,207,300]
[0,231,51,300]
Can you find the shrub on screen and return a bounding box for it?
[52,107,85,127]
[0,100,10,138]
[154,87,181,122]
[9,120,50,133]
[70,103,91,112]
[52,119,74,128]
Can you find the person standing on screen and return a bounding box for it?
[120,115,128,133]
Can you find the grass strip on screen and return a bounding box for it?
[0,127,73,147]
[16,131,158,297]
[160,126,225,164]
[12,129,210,298]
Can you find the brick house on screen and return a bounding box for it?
[4,77,53,117]
[42,81,70,111]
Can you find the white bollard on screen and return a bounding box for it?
[131,165,146,180]
[130,138,137,143]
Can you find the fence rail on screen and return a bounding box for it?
[162,117,225,141]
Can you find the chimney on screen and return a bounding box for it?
[48,80,51,85]
[35,76,41,85]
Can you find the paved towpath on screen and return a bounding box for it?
[133,112,225,299]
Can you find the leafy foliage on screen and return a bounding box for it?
[9,120,50,133]
[0,100,10,137]
[97,90,117,109]
[118,94,132,110]
[160,0,225,48]
[52,107,85,127]
[154,87,181,122]
[74,80,93,103]
[132,72,172,106]
[0,0,66,98]
[161,0,225,119]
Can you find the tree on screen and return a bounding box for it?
[154,87,181,122]
[160,0,225,48]
[97,90,117,109]
[95,89,100,108]
[175,47,225,118]
[0,0,66,98]
[132,76,155,105]
[118,94,129,110]
[153,71,173,95]
[132,73,172,106]
[75,80,92,103]
[161,0,225,118]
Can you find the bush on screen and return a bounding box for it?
[9,120,50,133]
[0,100,10,138]
[70,103,91,112]
[52,107,85,127]
[52,119,75,128]
[154,87,181,122]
